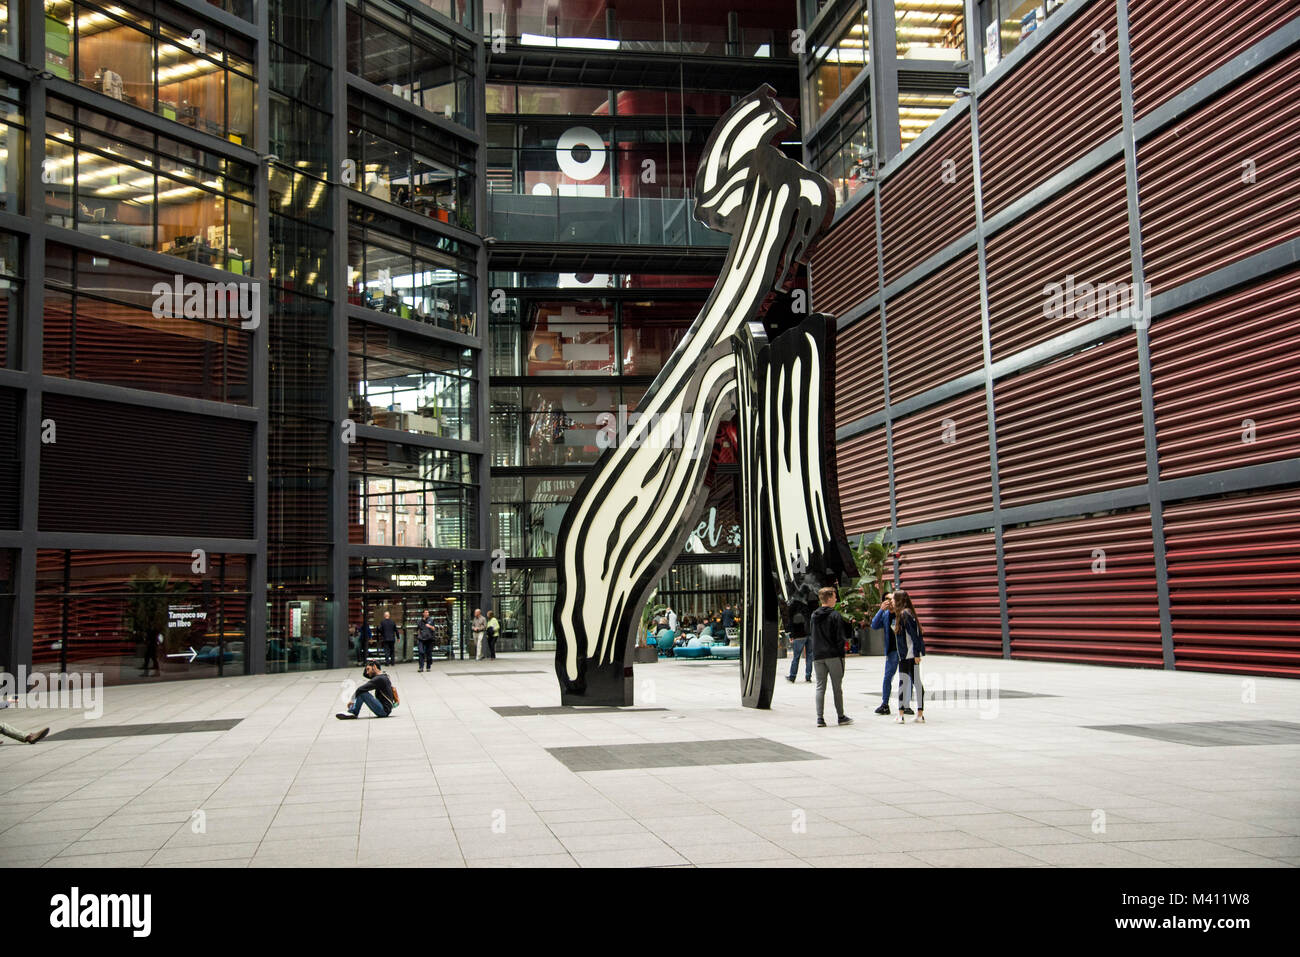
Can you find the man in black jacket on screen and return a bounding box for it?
[337,662,396,719]
[416,609,436,672]
[809,586,853,728]
[378,610,398,665]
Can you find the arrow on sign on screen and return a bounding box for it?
[167,647,198,663]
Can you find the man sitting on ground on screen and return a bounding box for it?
[337,662,397,719]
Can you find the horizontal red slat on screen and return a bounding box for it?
[891,388,992,526]
[1128,0,1300,119]
[810,197,878,319]
[1163,487,1300,678]
[885,252,984,403]
[834,312,883,426]
[893,532,1002,656]
[1137,49,1300,294]
[995,333,1148,506]
[835,427,891,536]
[1150,265,1300,477]
[1004,509,1163,666]
[880,118,976,283]
[978,0,1122,215]
[985,159,1131,361]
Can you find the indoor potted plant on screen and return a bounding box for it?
[836,528,895,655]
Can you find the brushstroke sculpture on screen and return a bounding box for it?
[553,86,858,707]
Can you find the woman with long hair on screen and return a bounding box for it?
[890,589,926,723]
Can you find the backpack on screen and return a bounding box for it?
[387,680,400,709]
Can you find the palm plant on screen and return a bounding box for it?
[836,529,895,628]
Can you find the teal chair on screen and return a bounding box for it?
[651,627,676,657]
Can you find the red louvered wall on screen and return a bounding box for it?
[39,394,255,539]
[1128,0,1300,119]
[893,532,1002,657]
[1004,510,1163,666]
[835,426,891,536]
[1150,265,1300,478]
[1137,48,1300,295]
[892,388,992,527]
[834,312,883,427]
[976,0,1122,217]
[1163,488,1300,678]
[809,193,878,320]
[985,159,1131,361]
[995,333,1147,508]
[879,117,976,284]
[885,251,984,403]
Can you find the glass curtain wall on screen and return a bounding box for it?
[267,0,337,672]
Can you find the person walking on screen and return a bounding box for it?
[890,589,926,723]
[870,592,912,716]
[416,609,436,673]
[378,610,397,665]
[336,661,398,719]
[471,608,488,660]
[784,597,813,683]
[809,586,853,728]
[141,628,163,675]
[666,606,679,633]
[486,609,501,659]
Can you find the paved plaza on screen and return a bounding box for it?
[2,654,1298,868]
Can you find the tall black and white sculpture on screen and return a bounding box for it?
[553,86,858,707]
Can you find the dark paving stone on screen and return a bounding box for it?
[547,737,823,772]
[1084,720,1300,747]
[48,719,243,740]
[492,705,668,717]
[445,670,547,677]
[925,689,1056,700]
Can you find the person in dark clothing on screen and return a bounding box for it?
[809,586,853,728]
[141,629,163,675]
[890,589,926,723]
[416,609,436,672]
[871,592,912,716]
[356,621,372,664]
[378,611,397,665]
[721,605,736,630]
[337,662,396,719]
[486,610,500,659]
[784,597,813,683]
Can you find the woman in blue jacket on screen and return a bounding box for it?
[890,590,925,723]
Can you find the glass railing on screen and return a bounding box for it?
[486,13,789,58]
[487,192,729,248]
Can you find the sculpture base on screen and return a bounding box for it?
[560,659,634,707]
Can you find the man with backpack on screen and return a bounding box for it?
[485,609,501,659]
[337,661,398,719]
[809,586,854,728]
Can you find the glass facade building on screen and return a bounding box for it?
[1,0,488,683]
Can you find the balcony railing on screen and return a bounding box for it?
[487,192,728,248]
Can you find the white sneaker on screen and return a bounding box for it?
[895,714,905,724]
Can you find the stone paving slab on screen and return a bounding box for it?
[2,653,1298,867]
